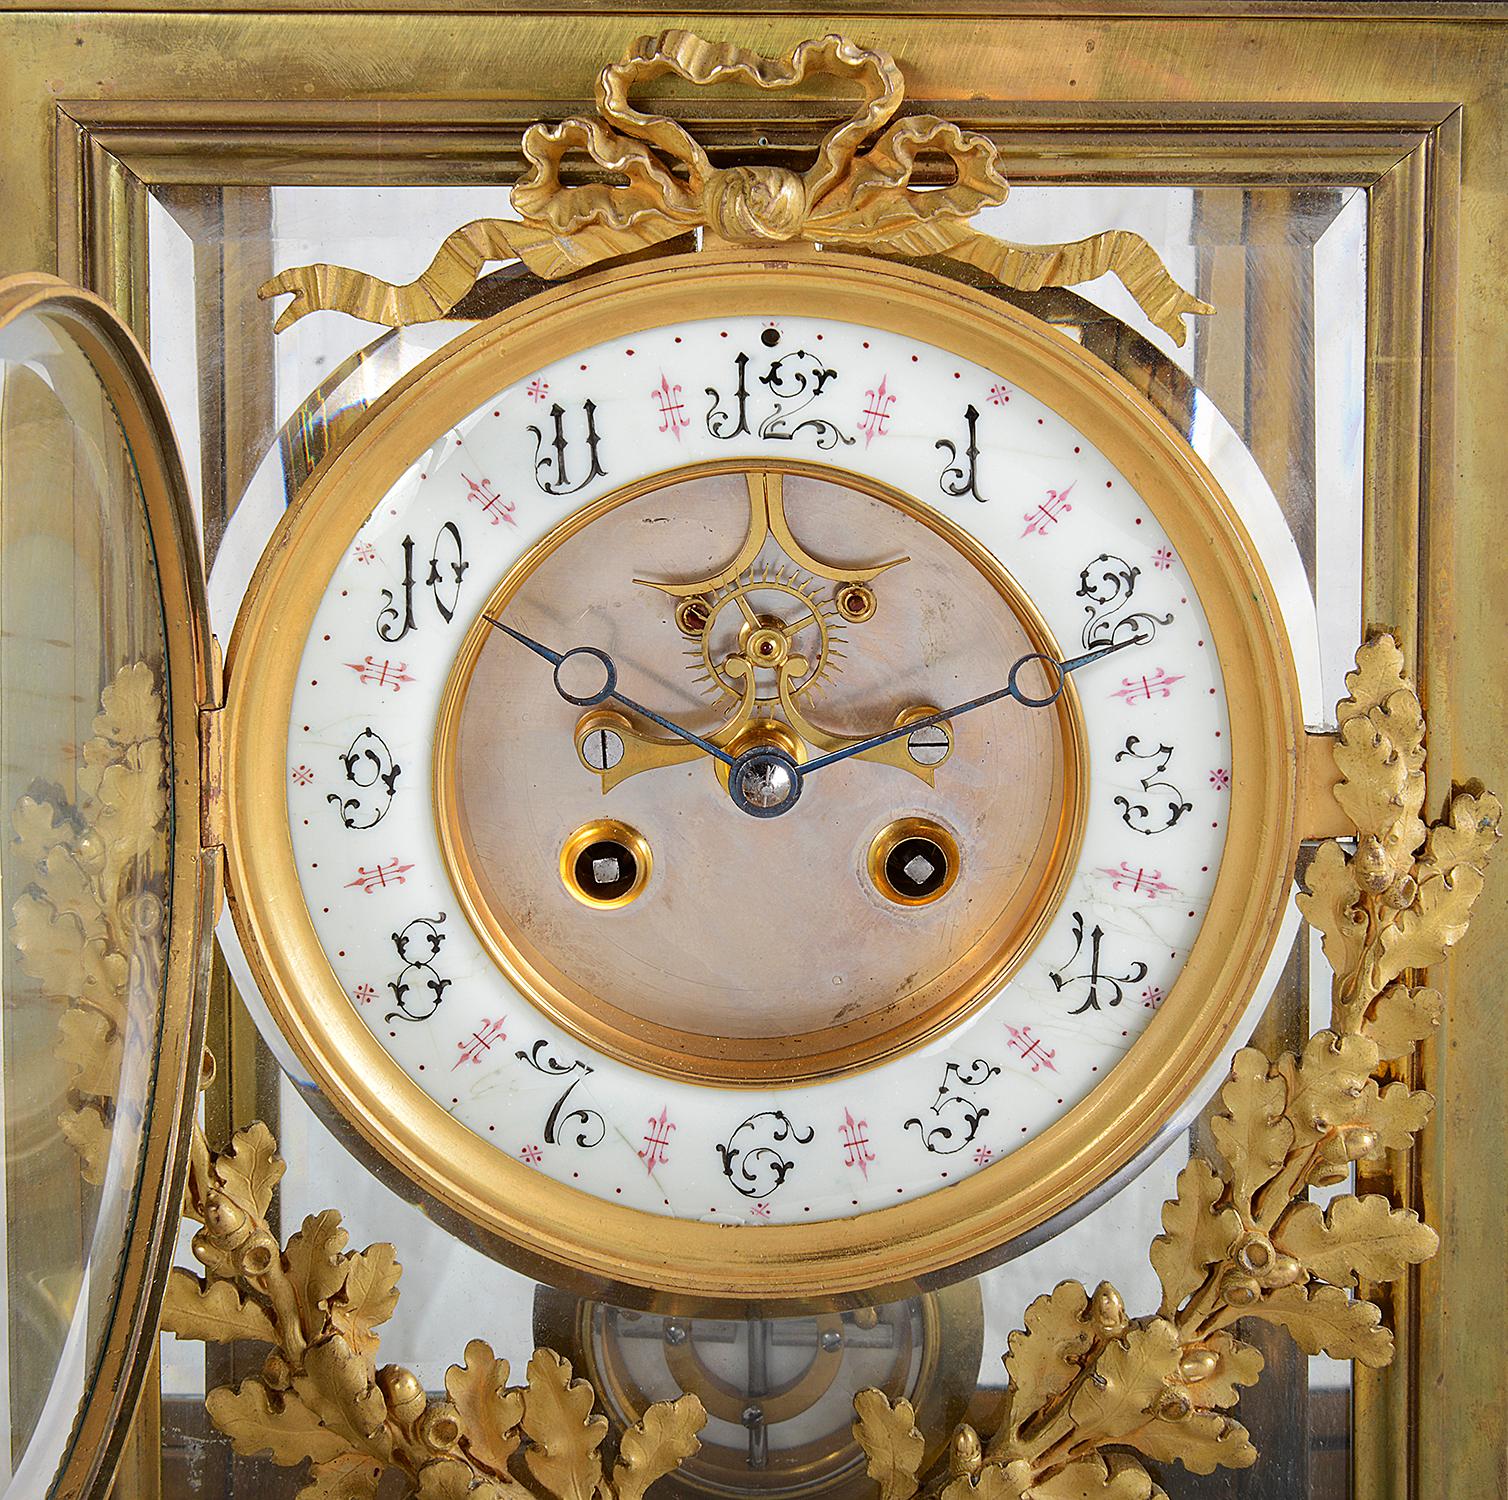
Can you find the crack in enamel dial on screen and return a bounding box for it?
[231,260,1298,1296]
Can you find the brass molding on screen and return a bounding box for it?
[256,31,1210,346]
[851,634,1499,1498]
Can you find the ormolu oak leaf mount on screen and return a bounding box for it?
[155,635,1497,1499]
[849,635,1497,1499]
[168,1087,706,1500]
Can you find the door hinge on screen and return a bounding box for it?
[200,632,226,858]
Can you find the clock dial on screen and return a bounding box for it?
[224,255,1301,1297]
[437,461,1086,1085]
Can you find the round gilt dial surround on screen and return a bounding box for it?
[222,252,1303,1301]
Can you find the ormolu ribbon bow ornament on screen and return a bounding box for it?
[261,31,1211,345]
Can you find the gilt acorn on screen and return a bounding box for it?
[418,1401,463,1453]
[949,1426,982,1477]
[1220,1270,1261,1306]
[1234,1231,1276,1276]
[1345,1128,1379,1161]
[1235,1231,1304,1289]
[379,1365,427,1426]
[1091,1281,1128,1338]
[237,1232,279,1279]
[1179,1349,1220,1383]
[1383,874,1418,909]
[1267,1254,1305,1288]
[1354,834,1392,893]
[202,1191,251,1250]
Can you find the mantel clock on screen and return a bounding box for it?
[0,21,1499,1500]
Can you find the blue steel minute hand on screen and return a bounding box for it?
[798,633,1148,778]
[482,616,738,768]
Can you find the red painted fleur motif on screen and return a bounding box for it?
[1152,546,1175,571]
[352,983,376,1006]
[455,1017,508,1069]
[520,1144,544,1165]
[751,1201,772,1220]
[639,1107,676,1173]
[1142,985,1166,1010]
[1210,767,1230,790]
[463,472,515,527]
[652,373,691,439]
[526,378,550,403]
[973,1145,994,1165]
[858,375,895,447]
[1005,1023,1058,1074]
[291,764,314,787]
[345,858,415,893]
[1098,861,1176,899]
[345,656,415,692]
[1021,481,1076,539]
[839,1107,876,1179]
[1111,668,1185,705]
[987,383,1012,406]
[353,542,377,565]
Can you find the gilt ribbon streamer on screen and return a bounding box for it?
[261,31,1212,345]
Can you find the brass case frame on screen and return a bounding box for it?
[2,5,1495,1493]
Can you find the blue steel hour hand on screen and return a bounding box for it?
[482,616,737,768]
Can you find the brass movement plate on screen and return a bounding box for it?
[434,459,1087,1087]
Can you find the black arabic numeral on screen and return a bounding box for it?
[376,535,418,641]
[1048,911,1148,1016]
[756,351,854,449]
[385,914,450,1022]
[426,520,468,624]
[528,401,607,496]
[1076,552,1172,650]
[716,1110,815,1199]
[376,522,470,641]
[515,1039,605,1148]
[706,351,752,439]
[903,1058,1000,1155]
[1114,735,1193,835]
[936,404,990,502]
[328,726,402,829]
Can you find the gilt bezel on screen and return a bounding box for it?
[222,249,1303,1302]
